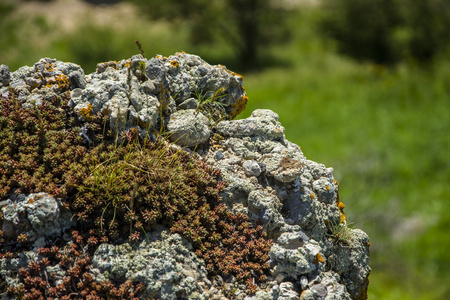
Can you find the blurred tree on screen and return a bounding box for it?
[401,0,450,62]
[321,0,403,65]
[126,0,290,69]
[321,0,450,65]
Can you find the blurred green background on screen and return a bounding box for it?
[1,0,449,299]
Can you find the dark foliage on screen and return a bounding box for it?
[321,0,402,65]
[321,0,450,65]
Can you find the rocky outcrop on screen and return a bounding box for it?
[0,53,370,299]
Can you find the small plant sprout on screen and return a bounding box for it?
[327,220,355,247]
[193,86,228,124]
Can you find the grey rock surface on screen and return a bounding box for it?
[0,64,10,86]
[90,225,223,300]
[1,193,75,245]
[166,109,211,147]
[204,109,370,299]
[0,54,370,299]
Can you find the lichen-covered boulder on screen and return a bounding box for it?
[204,109,371,299]
[68,52,247,141]
[0,54,369,300]
[0,53,248,147]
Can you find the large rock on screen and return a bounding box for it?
[0,54,370,300]
[203,109,371,299]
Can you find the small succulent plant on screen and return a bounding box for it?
[1,85,273,297]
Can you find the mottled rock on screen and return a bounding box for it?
[166,109,211,147]
[91,226,221,299]
[279,282,300,300]
[1,193,75,244]
[216,109,284,141]
[178,97,199,109]
[243,159,263,177]
[0,65,11,86]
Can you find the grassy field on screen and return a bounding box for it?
[240,9,450,300]
[1,2,449,299]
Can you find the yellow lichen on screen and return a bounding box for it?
[212,133,224,141]
[310,193,315,199]
[170,60,179,68]
[55,74,70,90]
[313,253,325,265]
[44,63,54,72]
[229,95,248,120]
[44,74,70,91]
[229,70,244,80]
[79,103,93,121]
[219,64,244,80]
[102,107,111,115]
[325,185,329,191]
[337,201,346,223]
[334,179,346,223]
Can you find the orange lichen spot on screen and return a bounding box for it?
[97,61,118,72]
[227,69,244,80]
[229,95,248,120]
[79,103,93,121]
[156,55,167,60]
[55,74,70,90]
[176,51,186,56]
[337,201,346,223]
[170,60,179,68]
[333,179,345,222]
[28,194,44,204]
[45,63,54,72]
[234,72,244,80]
[102,107,111,115]
[313,253,325,265]
[325,185,330,191]
[44,74,70,91]
[310,193,316,199]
